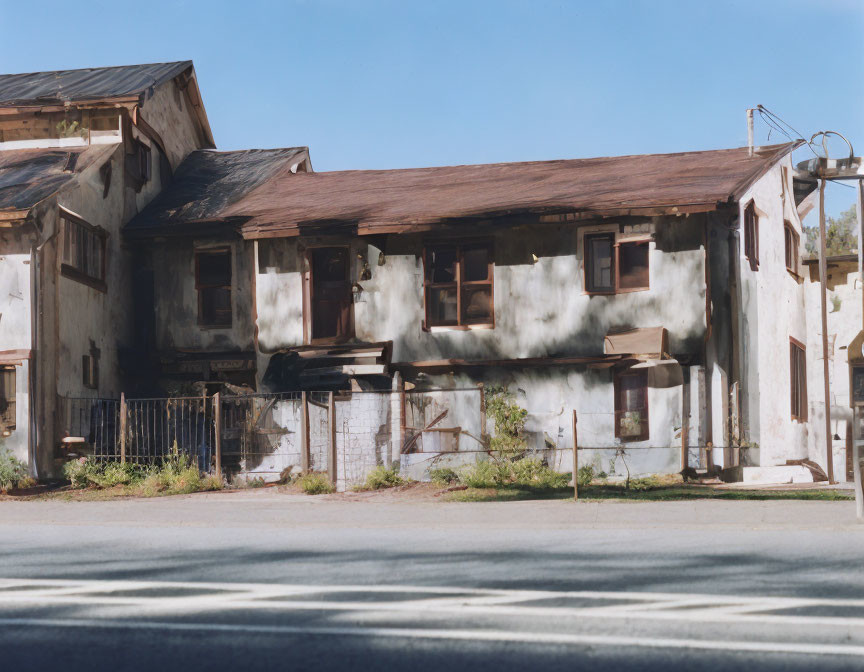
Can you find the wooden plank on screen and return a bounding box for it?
[328,391,336,485]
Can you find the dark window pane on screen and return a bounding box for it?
[201,287,232,326]
[428,287,458,325]
[197,251,231,286]
[462,245,490,282]
[587,235,614,291]
[461,286,492,324]
[620,374,645,411]
[428,247,457,283]
[618,242,649,290]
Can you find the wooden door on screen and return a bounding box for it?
[309,247,353,341]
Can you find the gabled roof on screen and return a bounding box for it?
[231,142,801,238]
[125,148,310,237]
[0,61,193,107]
[0,144,116,219]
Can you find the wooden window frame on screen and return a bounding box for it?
[422,241,494,331]
[584,233,651,295]
[82,354,99,390]
[784,221,800,276]
[0,366,15,434]
[59,210,108,292]
[743,201,759,272]
[614,369,649,442]
[302,245,355,345]
[790,337,808,422]
[195,247,233,329]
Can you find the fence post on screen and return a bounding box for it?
[572,409,578,501]
[478,383,486,443]
[328,391,337,485]
[213,392,222,480]
[300,391,310,473]
[119,393,127,464]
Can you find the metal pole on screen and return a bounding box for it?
[818,178,836,483]
[572,410,578,501]
[119,393,126,464]
[300,391,310,473]
[746,108,754,157]
[213,392,222,480]
[328,391,336,485]
[857,180,864,519]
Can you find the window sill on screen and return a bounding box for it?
[426,324,494,333]
[585,287,649,296]
[60,265,107,293]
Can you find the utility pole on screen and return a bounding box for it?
[818,178,836,484]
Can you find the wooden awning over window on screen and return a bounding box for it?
[0,349,29,366]
[603,327,668,359]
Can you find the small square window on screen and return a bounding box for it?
[585,234,615,293]
[614,370,649,442]
[618,241,650,290]
[424,242,493,329]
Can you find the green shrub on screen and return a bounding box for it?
[628,476,663,491]
[0,448,28,491]
[485,387,529,457]
[246,477,267,488]
[429,467,459,485]
[167,466,203,494]
[201,474,224,491]
[577,465,596,487]
[62,457,101,488]
[458,460,503,488]
[362,465,405,490]
[298,472,335,495]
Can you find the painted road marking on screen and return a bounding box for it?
[0,617,862,658]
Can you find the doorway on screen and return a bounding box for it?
[309,247,353,341]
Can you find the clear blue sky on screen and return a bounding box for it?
[1,0,861,218]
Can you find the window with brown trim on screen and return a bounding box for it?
[614,369,649,442]
[743,201,759,271]
[0,366,15,434]
[585,234,650,294]
[60,211,107,291]
[195,248,232,327]
[424,242,493,328]
[784,221,799,275]
[790,338,807,421]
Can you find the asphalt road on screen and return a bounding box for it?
[1,491,862,671]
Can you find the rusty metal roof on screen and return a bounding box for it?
[230,142,800,238]
[0,145,116,216]
[125,148,309,237]
[0,61,193,107]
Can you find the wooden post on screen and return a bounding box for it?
[399,378,406,452]
[572,410,578,501]
[818,178,836,483]
[119,393,127,464]
[300,391,310,473]
[478,383,486,443]
[328,391,337,485]
[213,392,222,480]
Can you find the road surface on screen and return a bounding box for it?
[0,491,862,671]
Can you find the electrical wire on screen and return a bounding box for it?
[756,105,821,158]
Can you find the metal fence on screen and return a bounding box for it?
[125,397,215,470]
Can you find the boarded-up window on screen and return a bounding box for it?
[784,221,799,275]
[424,242,493,328]
[0,367,15,434]
[614,370,649,442]
[744,201,759,271]
[60,211,107,290]
[196,248,232,327]
[790,338,807,421]
[618,241,650,290]
[585,234,615,293]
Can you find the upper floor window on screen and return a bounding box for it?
[424,242,493,329]
[743,201,759,271]
[614,369,649,442]
[195,248,232,328]
[784,221,799,275]
[60,210,107,291]
[585,233,650,294]
[790,338,807,421]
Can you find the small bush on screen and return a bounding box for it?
[628,476,663,491]
[201,474,224,491]
[167,466,203,494]
[246,477,267,488]
[0,448,28,491]
[429,467,459,485]
[577,465,595,487]
[298,472,335,495]
[458,460,503,488]
[362,465,405,490]
[63,457,100,489]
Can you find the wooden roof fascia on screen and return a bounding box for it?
[729,140,804,201]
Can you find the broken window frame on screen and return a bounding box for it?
[790,337,808,422]
[59,210,107,292]
[422,241,494,330]
[0,366,15,434]
[743,201,759,272]
[784,220,800,276]
[584,232,651,295]
[614,369,649,442]
[195,247,233,329]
